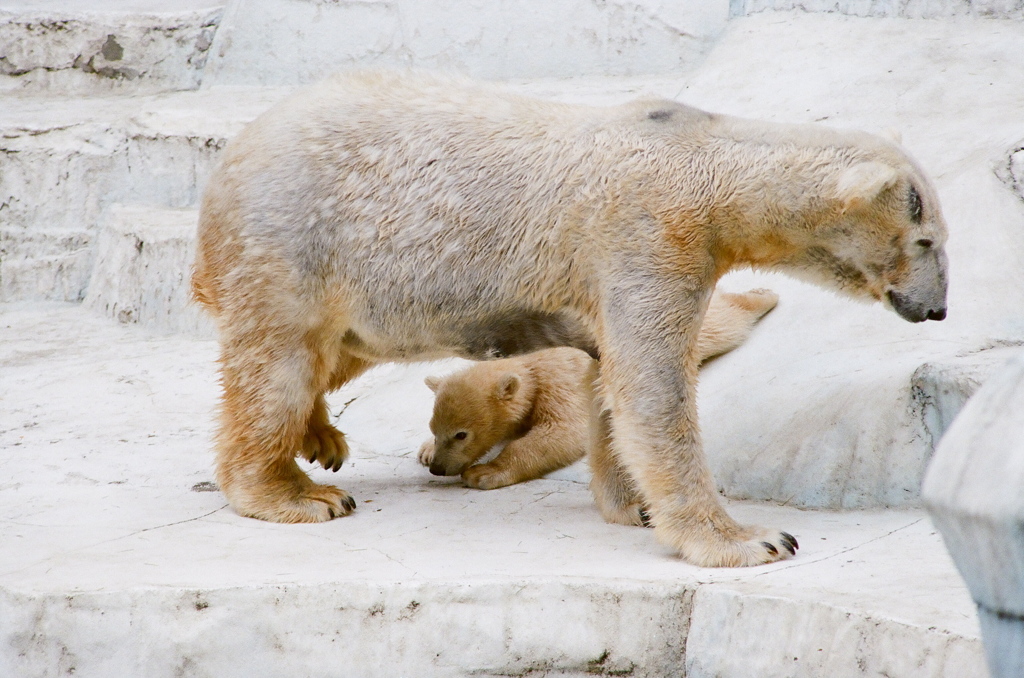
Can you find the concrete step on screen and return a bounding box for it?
[83,204,212,337]
[730,0,1024,19]
[0,86,289,302]
[0,1,225,95]
[0,303,987,678]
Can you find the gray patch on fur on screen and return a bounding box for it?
[461,310,598,360]
[805,246,868,290]
[648,109,674,121]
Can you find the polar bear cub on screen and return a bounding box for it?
[418,288,779,490]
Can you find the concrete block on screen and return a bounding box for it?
[923,349,1024,678]
[0,4,223,95]
[202,0,729,85]
[84,204,212,337]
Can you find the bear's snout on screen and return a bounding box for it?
[888,290,946,323]
[429,458,465,476]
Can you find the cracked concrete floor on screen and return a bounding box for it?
[0,302,983,677]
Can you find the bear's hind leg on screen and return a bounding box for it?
[215,332,356,523]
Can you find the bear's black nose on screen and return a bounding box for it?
[927,308,946,321]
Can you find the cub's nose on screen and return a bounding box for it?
[927,308,947,321]
[429,462,448,476]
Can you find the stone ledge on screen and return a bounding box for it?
[0,304,987,677]
[0,5,224,95]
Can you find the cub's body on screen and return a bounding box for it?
[419,289,779,490]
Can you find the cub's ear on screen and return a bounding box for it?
[836,161,899,213]
[495,373,521,401]
[424,376,441,393]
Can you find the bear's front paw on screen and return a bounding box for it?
[657,522,799,568]
[462,463,514,490]
[301,421,350,472]
[417,439,436,467]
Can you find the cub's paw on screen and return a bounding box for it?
[417,439,436,467]
[235,482,357,523]
[462,464,514,490]
[302,421,349,472]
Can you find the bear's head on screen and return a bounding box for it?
[785,151,948,323]
[424,368,532,477]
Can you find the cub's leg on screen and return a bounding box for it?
[417,438,436,467]
[462,421,585,490]
[696,288,778,362]
[595,282,796,567]
[215,324,357,523]
[300,354,373,472]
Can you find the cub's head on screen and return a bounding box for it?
[424,369,528,477]
[787,147,948,323]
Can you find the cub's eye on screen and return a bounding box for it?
[916,238,933,249]
[453,431,468,441]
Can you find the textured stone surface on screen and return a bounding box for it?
[923,349,1024,678]
[0,304,985,678]
[0,87,288,301]
[730,0,1024,19]
[84,204,212,336]
[0,4,224,95]
[202,0,729,85]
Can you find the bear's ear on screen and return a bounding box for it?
[882,128,903,145]
[495,373,520,401]
[835,161,900,213]
[424,376,441,392]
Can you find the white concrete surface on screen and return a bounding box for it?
[0,304,985,677]
[923,349,1024,678]
[202,0,729,86]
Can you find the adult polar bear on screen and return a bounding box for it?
[193,70,948,567]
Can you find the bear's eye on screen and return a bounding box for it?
[916,238,933,249]
[908,185,923,224]
[454,431,468,441]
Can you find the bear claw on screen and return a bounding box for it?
[761,541,778,556]
[781,532,798,555]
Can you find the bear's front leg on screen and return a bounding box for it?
[214,332,357,523]
[595,281,797,567]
